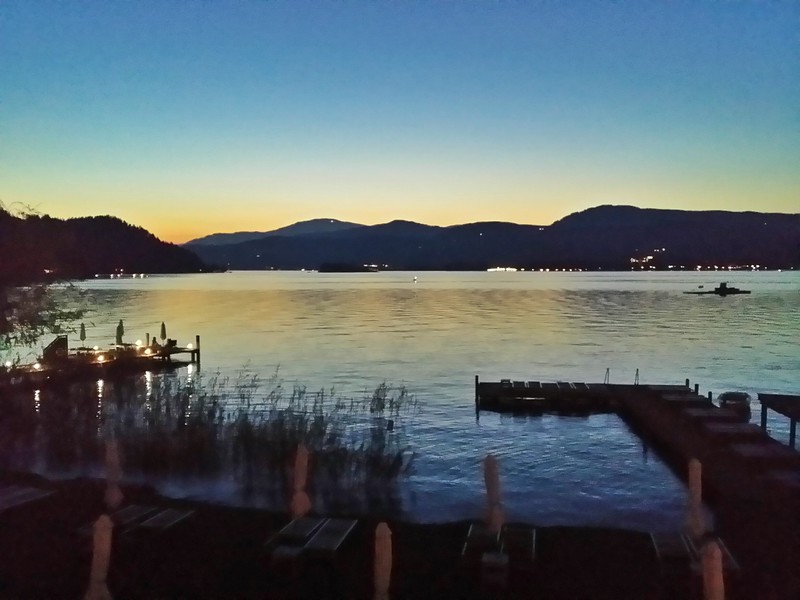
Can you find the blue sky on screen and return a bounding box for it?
[1,1,798,242]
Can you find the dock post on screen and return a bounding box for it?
[694,383,699,394]
[760,403,768,431]
[146,332,150,346]
[685,378,690,388]
[195,335,201,368]
[790,419,797,450]
[475,375,480,413]
[708,391,713,401]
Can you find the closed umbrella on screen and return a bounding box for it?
[83,514,113,600]
[104,438,124,510]
[80,323,87,346]
[702,540,725,600]
[374,522,392,600]
[160,321,167,342]
[483,454,505,534]
[115,320,124,346]
[686,458,706,540]
[290,444,311,518]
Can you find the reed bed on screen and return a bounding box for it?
[1,369,420,514]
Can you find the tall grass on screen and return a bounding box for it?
[1,369,420,514]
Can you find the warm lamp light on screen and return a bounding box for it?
[187,343,193,349]
[97,355,106,363]
[93,345,99,351]
[144,348,152,356]
[4,360,11,368]
[33,362,42,370]
[135,339,142,347]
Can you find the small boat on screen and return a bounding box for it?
[718,391,752,422]
[684,282,751,296]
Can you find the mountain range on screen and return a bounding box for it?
[2,205,797,285]
[185,205,800,271]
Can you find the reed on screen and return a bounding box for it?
[0,368,417,514]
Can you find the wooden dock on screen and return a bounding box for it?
[0,334,202,389]
[475,377,619,413]
[476,375,800,599]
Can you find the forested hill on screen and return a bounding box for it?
[186,205,800,271]
[0,209,210,284]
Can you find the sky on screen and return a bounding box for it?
[1,1,798,243]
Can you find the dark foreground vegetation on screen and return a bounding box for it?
[0,370,419,515]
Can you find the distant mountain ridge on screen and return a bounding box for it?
[0,209,210,284]
[185,218,364,246]
[185,205,800,271]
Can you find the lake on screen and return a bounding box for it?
[8,270,800,529]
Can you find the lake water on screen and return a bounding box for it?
[12,271,800,529]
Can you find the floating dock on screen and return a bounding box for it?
[476,375,800,599]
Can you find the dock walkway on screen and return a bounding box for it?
[476,375,800,599]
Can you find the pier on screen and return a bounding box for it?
[0,334,202,389]
[476,376,800,599]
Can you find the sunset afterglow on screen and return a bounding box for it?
[1,1,797,243]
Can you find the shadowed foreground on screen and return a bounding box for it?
[0,472,760,599]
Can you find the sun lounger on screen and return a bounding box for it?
[137,508,194,530]
[265,516,328,570]
[267,516,327,547]
[303,518,358,555]
[112,504,160,527]
[0,485,53,514]
[461,522,500,563]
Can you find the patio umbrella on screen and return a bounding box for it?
[104,438,124,510]
[115,320,124,345]
[160,321,167,342]
[686,458,706,539]
[290,444,311,518]
[80,323,86,346]
[374,522,392,600]
[84,514,113,600]
[483,454,505,534]
[702,540,725,600]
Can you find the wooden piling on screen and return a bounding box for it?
[685,378,690,388]
[695,383,700,394]
[475,375,480,413]
[761,403,768,430]
[791,419,797,449]
[195,335,201,367]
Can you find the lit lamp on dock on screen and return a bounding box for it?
[97,354,106,363]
